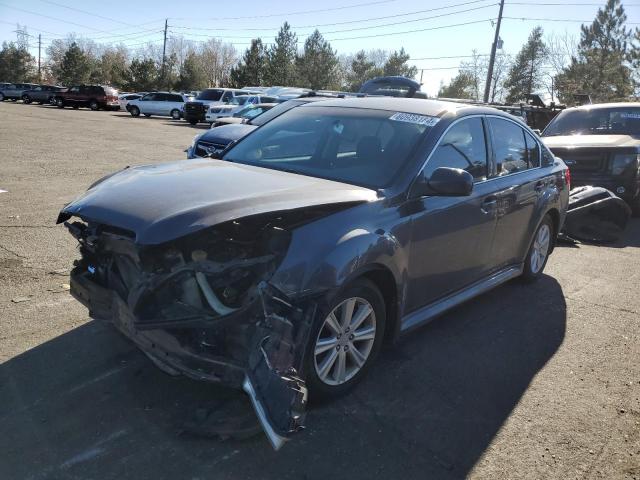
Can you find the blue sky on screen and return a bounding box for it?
[1,0,638,94]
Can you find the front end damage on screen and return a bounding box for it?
[63,212,319,449]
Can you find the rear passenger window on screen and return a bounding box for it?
[424,117,488,181]
[489,118,528,175]
[524,131,540,168]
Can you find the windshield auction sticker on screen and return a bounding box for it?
[389,112,440,126]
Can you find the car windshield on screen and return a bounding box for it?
[231,96,251,106]
[248,100,303,126]
[543,107,640,137]
[197,89,223,101]
[224,106,433,189]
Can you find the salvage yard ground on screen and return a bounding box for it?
[0,101,639,480]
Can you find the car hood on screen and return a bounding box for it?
[199,123,257,145]
[58,159,377,245]
[216,117,244,125]
[542,134,640,149]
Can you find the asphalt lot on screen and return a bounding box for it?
[0,101,639,480]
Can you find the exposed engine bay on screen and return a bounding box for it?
[62,209,342,449]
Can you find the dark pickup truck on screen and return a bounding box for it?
[542,103,640,214]
[55,85,119,110]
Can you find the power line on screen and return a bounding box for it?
[326,18,494,41]
[171,0,398,21]
[169,0,495,31]
[503,16,640,25]
[0,3,109,32]
[35,0,136,27]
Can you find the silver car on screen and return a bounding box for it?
[0,83,39,101]
[126,92,188,119]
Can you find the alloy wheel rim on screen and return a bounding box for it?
[313,297,376,386]
[531,224,550,274]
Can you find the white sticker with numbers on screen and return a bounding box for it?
[389,112,440,126]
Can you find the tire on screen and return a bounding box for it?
[630,195,640,217]
[170,109,181,120]
[189,119,198,125]
[521,214,554,282]
[304,278,386,400]
[143,113,151,117]
[56,98,65,108]
[22,95,31,104]
[48,96,56,105]
[129,106,140,117]
[72,105,79,109]
[89,99,99,111]
[0,93,4,101]
[11,98,17,101]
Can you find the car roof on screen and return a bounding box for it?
[299,96,469,116]
[563,102,640,112]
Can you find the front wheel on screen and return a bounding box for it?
[56,98,65,108]
[521,215,554,282]
[143,113,151,117]
[0,93,4,101]
[89,99,99,111]
[129,106,140,117]
[304,278,386,400]
[170,109,181,120]
[189,119,198,125]
[22,95,31,104]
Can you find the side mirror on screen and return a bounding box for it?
[411,167,474,198]
[532,129,542,136]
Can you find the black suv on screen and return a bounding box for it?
[22,85,66,105]
[542,103,640,214]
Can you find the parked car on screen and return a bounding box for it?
[55,85,119,110]
[118,93,143,110]
[21,85,66,105]
[58,97,569,449]
[210,103,278,127]
[183,88,256,125]
[0,83,40,101]
[187,96,336,159]
[205,95,278,124]
[126,92,189,119]
[542,102,640,214]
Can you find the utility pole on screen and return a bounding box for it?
[38,34,42,81]
[483,0,505,103]
[162,18,168,90]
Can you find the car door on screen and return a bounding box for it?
[485,116,549,269]
[67,86,81,104]
[405,116,501,312]
[138,93,157,114]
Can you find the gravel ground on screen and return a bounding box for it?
[0,101,638,480]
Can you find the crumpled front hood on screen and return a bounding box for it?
[59,159,377,245]
[199,123,256,145]
[542,134,640,149]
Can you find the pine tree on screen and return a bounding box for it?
[176,51,208,91]
[264,23,297,86]
[438,71,476,99]
[123,58,159,92]
[0,42,35,82]
[230,39,266,87]
[56,42,92,85]
[555,0,634,102]
[295,30,339,90]
[382,48,417,78]
[504,27,547,103]
[346,50,382,91]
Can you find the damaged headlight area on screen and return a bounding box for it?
[63,210,324,448]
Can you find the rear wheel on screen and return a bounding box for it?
[72,105,79,109]
[0,93,4,101]
[129,106,140,117]
[170,109,181,120]
[89,99,99,111]
[521,215,554,282]
[143,113,151,117]
[22,95,31,104]
[304,278,386,400]
[56,98,65,108]
[189,119,198,125]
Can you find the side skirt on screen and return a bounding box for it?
[400,265,524,333]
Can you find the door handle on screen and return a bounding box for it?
[481,196,498,214]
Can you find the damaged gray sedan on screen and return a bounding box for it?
[57,97,570,449]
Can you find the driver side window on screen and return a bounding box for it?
[424,117,488,181]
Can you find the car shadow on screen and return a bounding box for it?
[0,275,566,479]
[558,218,640,249]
